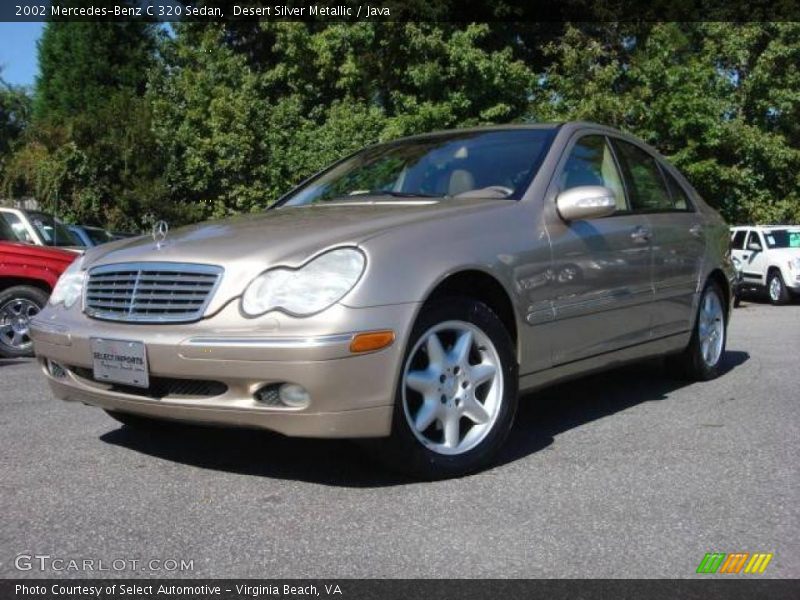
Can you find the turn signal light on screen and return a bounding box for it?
[350,330,395,353]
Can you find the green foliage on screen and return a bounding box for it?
[0,72,32,184]
[2,21,799,227]
[4,11,163,230]
[534,23,800,224]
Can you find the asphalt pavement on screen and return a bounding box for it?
[1,300,798,579]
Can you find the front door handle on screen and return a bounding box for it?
[631,226,652,243]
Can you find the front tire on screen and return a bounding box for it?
[768,270,790,305]
[668,280,727,381]
[377,297,518,479]
[0,285,49,358]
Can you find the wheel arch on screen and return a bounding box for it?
[706,269,731,320]
[0,277,52,295]
[419,269,519,360]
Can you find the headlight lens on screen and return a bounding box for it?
[49,260,85,308]
[242,248,366,317]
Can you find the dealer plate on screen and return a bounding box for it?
[91,338,149,388]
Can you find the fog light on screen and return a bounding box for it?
[46,359,67,379]
[278,383,311,408]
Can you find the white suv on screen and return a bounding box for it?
[731,225,800,304]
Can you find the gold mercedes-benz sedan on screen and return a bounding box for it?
[31,122,734,478]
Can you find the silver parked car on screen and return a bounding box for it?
[31,122,734,478]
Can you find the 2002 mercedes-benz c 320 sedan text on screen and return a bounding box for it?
[31,122,734,478]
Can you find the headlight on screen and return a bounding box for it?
[49,260,85,308]
[242,248,366,317]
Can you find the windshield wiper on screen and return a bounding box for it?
[348,190,443,199]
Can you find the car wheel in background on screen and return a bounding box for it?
[0,286,48,358]
[374,297,518,479]
[767,270,790,305]
[668,280,727,381]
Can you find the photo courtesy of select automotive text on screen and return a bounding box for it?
[0,0,798,598]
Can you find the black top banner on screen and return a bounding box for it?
[4,0,800,22]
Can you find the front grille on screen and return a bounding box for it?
[84,262,223,323]
[71,366,228,399]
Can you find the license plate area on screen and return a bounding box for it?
[91,338,149,388]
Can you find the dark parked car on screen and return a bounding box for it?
[68,224,116,247]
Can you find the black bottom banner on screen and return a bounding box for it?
[2,579,798,600]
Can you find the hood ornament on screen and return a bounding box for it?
[152,220,169,248]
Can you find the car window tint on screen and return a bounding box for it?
[662,168,691,210]
[731,230,746,250]
[560,135,628,211]
[1,212,33,243]
[746,231,762,249]
[611,140,672,212]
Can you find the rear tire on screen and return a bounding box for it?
[373,297,518,480]
[0,285,49,358]
[767,270,790,305]
[668,280,727,381]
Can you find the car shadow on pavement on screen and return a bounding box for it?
[0,358,33,368]
[99,350,749,487]
[497,350,750,467]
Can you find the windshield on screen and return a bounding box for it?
[85,227,115,245]
[279,128,556,207]
[0,214,23,242]
[27,211,83,247]
[764,229,800,249]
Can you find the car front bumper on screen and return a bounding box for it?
[30,301,419,438]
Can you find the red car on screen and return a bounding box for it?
[0,217,77,357]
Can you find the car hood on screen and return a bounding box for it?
[82,198,511,314]
[0,241,78,265]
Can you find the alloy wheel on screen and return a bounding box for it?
[402,320,503,455]
[769,275,782,302]
[697,289,724,368]
[0,298,40,352]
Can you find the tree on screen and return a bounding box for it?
[531,22,800,224]
[150,21,536,220]
[4,7,165,229]
[0,71,32,186]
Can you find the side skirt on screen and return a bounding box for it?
[518,331,691,395]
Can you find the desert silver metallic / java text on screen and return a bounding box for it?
[402,321,503,455]
[698,289,724,367]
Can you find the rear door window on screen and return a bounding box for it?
[611,139,673,212]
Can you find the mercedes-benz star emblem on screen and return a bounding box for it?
[152,220,169,248]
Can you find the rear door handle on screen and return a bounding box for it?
[631,226,651,243]
[689,224,703,237]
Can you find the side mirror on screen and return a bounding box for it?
[747,240,762,252]
[556,186,617,221]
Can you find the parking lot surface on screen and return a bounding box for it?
[1,301,798,578]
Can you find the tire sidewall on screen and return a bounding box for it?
[0,286,49,358]
[690,281,727,380]
[389,297,518,478]
[768,271,788,305]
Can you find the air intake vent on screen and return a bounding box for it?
[84,262,223,323]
